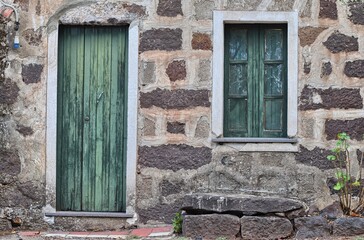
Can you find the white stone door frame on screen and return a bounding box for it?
[44,21,139,219]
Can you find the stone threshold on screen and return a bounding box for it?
[212,137,298,144]
[44,211,134,218]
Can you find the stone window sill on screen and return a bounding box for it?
[212,138,299,152]
[44,211,134,218]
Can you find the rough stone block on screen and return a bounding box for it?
[122,4,146,16]
[295,216,331,239]
[344,60,364,78]
[14,0,29,12]
[16,124,34,137]
[295,146,335,170]
[267,0,295,11]
[141,62,156,85]
[299,27,327,47]
[139,144,212,171]
[299,86,363,110]
[192,33,212,50]
[333,217,364,236]
[321,61,332,77]
[183,194,305,214]
[140,28,182,52]
[320,201,343,220]
[195,117,209,138]
[166,60,186,81]
[241,216,293,239]
[140,88,210,109]
[226,0,262,11]
[323,32,358,53]
[198,59,211,83]
[183,214,240,239]
[167,122,185,134]
[22,63,43,84]
[160,179,184,196]
[319,0,338,20]
[194,0,214,20]
[304,62,311,74]
[325,118,364,140]
[0,148,21,180]
[0,79,19,104]
[142,118,156,136]
[157,0,183,17]
[23,28,42,46]
[349,2,364,25]
[301,0,312,18]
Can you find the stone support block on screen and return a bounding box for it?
[241,216,293,239]
[183,214,240,239]
[333,217,364,236]
[295,216,331,239]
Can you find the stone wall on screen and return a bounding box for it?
[0,0,364,230]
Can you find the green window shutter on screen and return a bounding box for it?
[224,24,287,138]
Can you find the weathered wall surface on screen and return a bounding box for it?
[0,0,364,229]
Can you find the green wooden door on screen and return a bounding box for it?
[56,25,128,212]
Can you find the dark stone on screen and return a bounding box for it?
[139,145,212,171]
[323,32,358,53]
[344,60,364,78]
[319,0,338,20]
[17,181,45,204]
[157,0,183,17]
[286,208,307,220]
[183,193,305,214]
[299,27,327,47]
[166,60,186,81]
[348,2,364,25]
[241,216,293,239]
[0,218,11,231]
[325,118,364,140]
[0,148,21,178]
[122,4,146,16]
[0,79,19,104]
[183,214,240,239]
[357,149,363,166]
[333,217,364,236]
[140,28,182,52]
[35,0,41,15]
[22,63,43,84]
[321,61,332,77]
[295,216,331,239]
[16,124,34,136]
[23,28,42,46]
[137,198,183,224]
[14,0,29,11]
[320,201,343,220]
[167,122,185,134]
[295,146,335,170]
[192,33,212,50]
[299,86,363,110]
[160,179,184,196]
[304,62,311,74]
[140,88,210,109]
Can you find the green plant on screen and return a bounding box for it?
[172,211,183,234]
[327,132,364,215]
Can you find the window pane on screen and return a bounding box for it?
[229,29,248,60]
[229,64,248,96]
[227,99,247,132]
[265,30,283,60]
[264,64,283,95]
[264,100,283,131]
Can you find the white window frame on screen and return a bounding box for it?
[211,11,298,150]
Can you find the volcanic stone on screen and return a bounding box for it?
[139,144,212,171]
[192,33,212,50]
[157,0,183,17]
[0,219,11,231]
[333,217,364,236]
[325,118,364,140]
[295,146,335,170]
[183,214,240,239]
[299,86,363,110]
[160,179,184,196]
[140,28,182,52]
[22,63,43,84]
[320,201,343,220]
[166,60,186,81]
[344,60,364,78]
[241,216,293,239]
[140,88,210,109]
[323,32,358,53]
[23,28,42,46]
[0,79,19,104]
[295,216,331,239]
[349,2,364,25]
[183,193,305,214]
[167,122,185,134]
[321,61,332,77]
[16,124,34,136]
[122,4,146,16]
[319,0,338,20]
